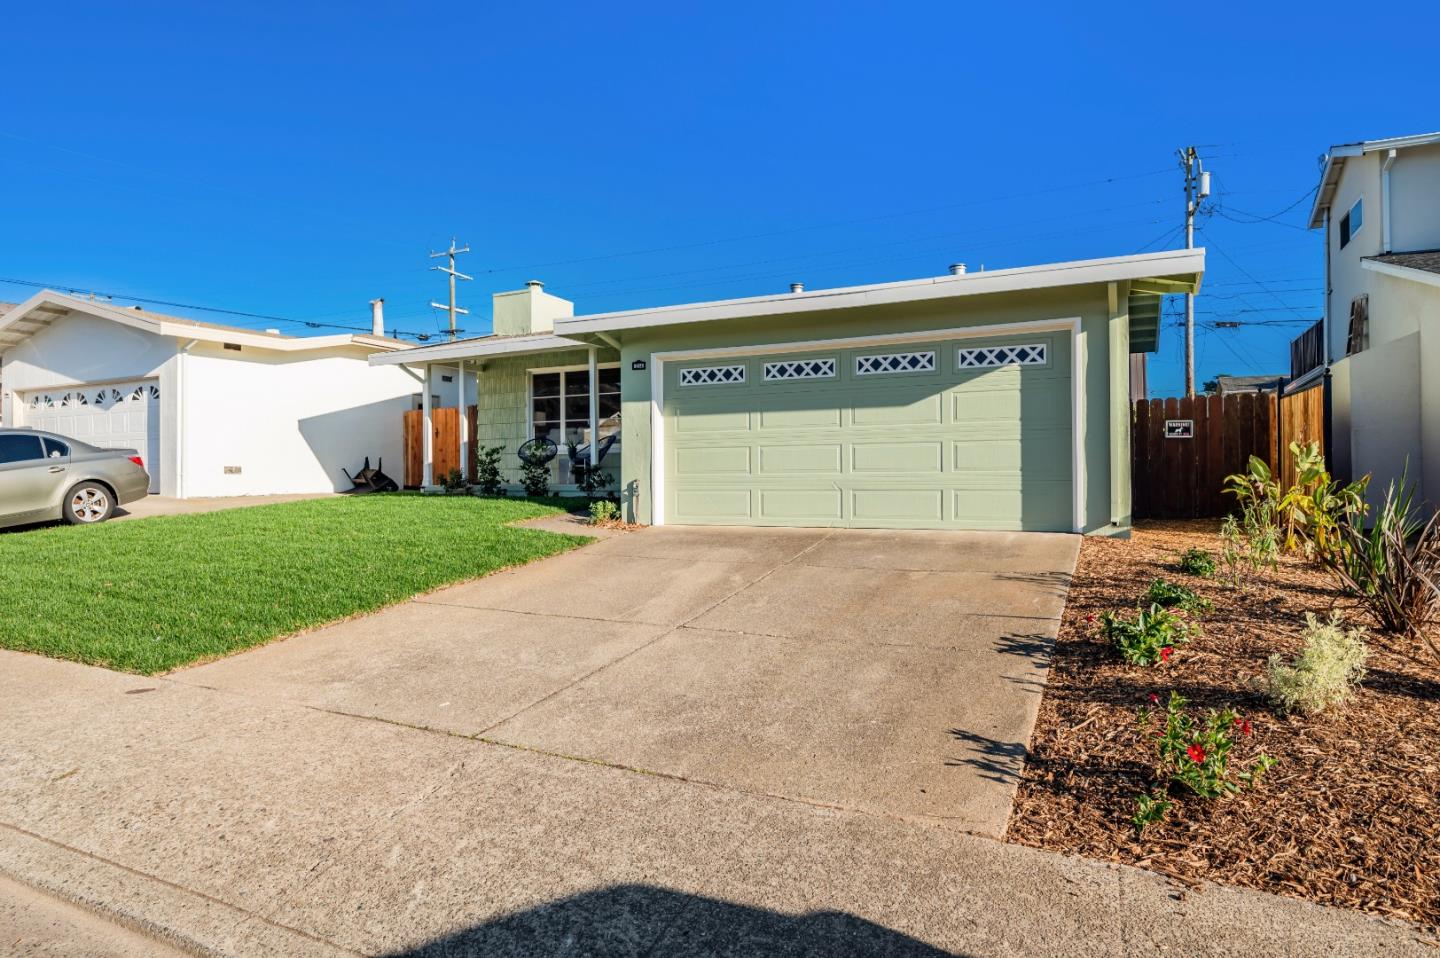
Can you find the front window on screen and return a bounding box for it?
[531,367,620,484]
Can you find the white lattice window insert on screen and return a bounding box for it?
[679,365,746,386]
[763,358,835,382]
[855,351,936,376]
[957,343,1047,369]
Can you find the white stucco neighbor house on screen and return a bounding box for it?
[0,291,434,498]
[1300,130,1440,506]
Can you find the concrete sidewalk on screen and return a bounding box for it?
[0,663,1428,955]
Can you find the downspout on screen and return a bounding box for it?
[1381,148,1397,254]
[1321,206,1336,477]
[176,339,199,498]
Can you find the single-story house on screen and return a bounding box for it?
[1210,374,1285,397]
[1303,130,1440,506]
[0,291,437,497]
[376,249,1204,533]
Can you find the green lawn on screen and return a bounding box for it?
[0,495,587,674]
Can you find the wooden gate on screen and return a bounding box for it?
[401,406,478,488]
[1132,385,1324,520]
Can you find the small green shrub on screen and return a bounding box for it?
[1102,604,1191,666]
[589,499,620,525]
[1143,578,1212,614]
[1220,513,1278,588]
[474,445,505,496]
[1131,790,1173,835]
[1264,612,1368,715]
[521,460,551,498]
[441,468,467,493]
[1177,547,1217,578]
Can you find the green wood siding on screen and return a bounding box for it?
[662,332,1073,530]
[472,349,620,491]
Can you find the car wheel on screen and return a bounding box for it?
[63,483,114,525]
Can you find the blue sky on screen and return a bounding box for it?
[2,2,1435,396]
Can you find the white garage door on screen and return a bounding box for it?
[24,381,161,493]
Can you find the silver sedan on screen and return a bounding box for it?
[0,428,151,529]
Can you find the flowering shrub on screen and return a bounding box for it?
[1102,604,1191,666]
[1131,692,1276,833]
[1142,578,1212,614]
[1264,612,1368,715]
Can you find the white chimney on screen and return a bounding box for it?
[370,298,385,337]
[949,263,967,275]
[790,282,805,293]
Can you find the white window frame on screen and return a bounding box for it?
[1340,197,1363,249]
[527,362,622,485]
[648,317,1085,531]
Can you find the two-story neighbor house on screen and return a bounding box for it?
[1303,131,1440,506]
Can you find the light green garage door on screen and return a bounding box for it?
[662,331,1074,530]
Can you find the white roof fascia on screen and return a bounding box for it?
[0,292,410,354]
[369,333,579,366]
[555,249,1205,337]
[1309,133,1440,228]
[1362,258,1440,290]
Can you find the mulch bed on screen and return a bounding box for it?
[1007,520,1440,930]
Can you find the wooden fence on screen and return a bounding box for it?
[401,406,477,487]
[1132,385,1324,520]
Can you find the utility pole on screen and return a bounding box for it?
[1179,147,1211,397]
[429,237,472,341]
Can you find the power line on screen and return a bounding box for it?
[1212,184,1318,229]
[561,198,1171,294]
[1197,231,1309,318]
[479,165,1177,275]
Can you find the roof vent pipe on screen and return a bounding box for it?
[370,298,385,337]
[949,263,967,275]
[790,283,804,293]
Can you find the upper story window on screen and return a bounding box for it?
[1339,198,1363,249]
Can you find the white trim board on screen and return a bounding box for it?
[1362,258,1440,290]
[648,315,1085,533]
[561,250,1200,337]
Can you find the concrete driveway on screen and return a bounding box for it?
[2,526,1429,956]
[180,525,1077,835]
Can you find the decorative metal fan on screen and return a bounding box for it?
[516,437,558,467]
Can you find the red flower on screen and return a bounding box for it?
[1186,744,1207,763]
[1148,692,1160,705]
[1160,646,1173,662]
[1085,613,1096,624]
[1239,719,1253,737]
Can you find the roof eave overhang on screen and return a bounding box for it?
[1362,257,1440,290]
[553,249,1205,338]
[0,291,406,355]
[368,334,581,366]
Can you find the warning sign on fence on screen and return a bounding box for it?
[1165,420,1194,439]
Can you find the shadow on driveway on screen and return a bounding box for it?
[379,884,964,957]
